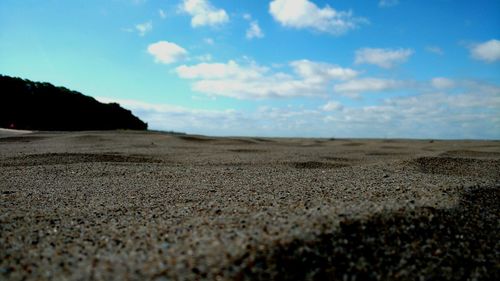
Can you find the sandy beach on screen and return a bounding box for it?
[1,130,499,280]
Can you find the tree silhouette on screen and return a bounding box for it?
[0,75,147,131]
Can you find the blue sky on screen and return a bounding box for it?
[1,0,499,138]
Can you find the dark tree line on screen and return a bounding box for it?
[0,74,147,131]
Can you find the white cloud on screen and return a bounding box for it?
[159,9,167,19]
[269,0,367,35]
[96,97,244,135]
[147,41,188,64]
[426,46,444,55]
[334,78,404,95]
[469,39,500,63]
[322,101,343,111]
[96,80,500,139]
[379,0,399,7]
[355,48,414,68]
[246,21,264,39]
[135,21,152,36]
[243,13,252,20]
[176,60,266,80]
[179,0,229,27]
[327,83,500,139]
[291,60,358,82]
[175,59,358,99]
[431,77,455,89]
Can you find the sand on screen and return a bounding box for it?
[0,130,499,280]
[0,128,33,137]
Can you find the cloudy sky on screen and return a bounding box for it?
[1,0,499,139]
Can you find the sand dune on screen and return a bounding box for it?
[1,131,498,280]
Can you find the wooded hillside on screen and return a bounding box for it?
[0,75,147,131]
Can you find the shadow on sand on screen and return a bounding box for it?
[231,185,499,280]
